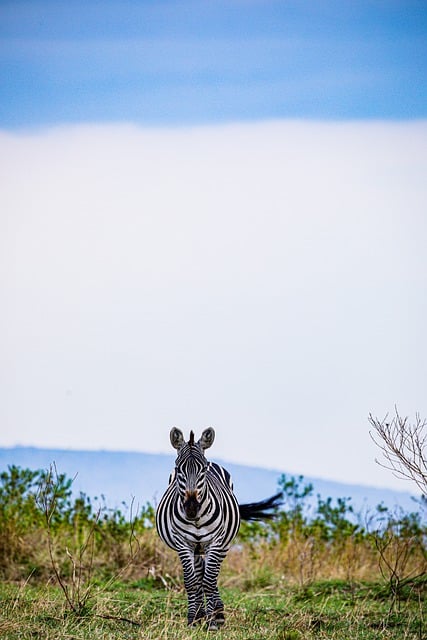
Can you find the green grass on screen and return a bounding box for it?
[0,578,425,639]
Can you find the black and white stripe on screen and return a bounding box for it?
[156,427,281,629]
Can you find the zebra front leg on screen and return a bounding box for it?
[177,547,205,625]
[203,547,226,630]
[193,552,206,621]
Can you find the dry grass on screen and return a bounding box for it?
[221,533,426,590]
[1,465,425,637]
[0,576,425,640]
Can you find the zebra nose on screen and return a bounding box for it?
[183,491,200,520]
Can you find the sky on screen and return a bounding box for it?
[1,1,427,492]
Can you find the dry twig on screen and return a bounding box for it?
[369,408,427,496]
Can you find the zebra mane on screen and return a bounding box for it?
[188,431,195,447]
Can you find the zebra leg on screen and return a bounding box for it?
[193,552,206,621]
[203,547,226,630]
[177,547,205,625]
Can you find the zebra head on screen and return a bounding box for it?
[170,427,215,520]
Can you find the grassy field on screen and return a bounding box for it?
[0,577,425,640]
[1,466,425,638]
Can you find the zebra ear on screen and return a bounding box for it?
[199,427,215,450]
[170,428,185,449]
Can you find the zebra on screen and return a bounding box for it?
[156,427,282,630]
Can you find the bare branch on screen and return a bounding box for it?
[369,408,427,495]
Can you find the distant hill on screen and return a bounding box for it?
[0,446,419,518]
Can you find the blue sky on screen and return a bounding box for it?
[1,2,427,492]
[1,1,427,127]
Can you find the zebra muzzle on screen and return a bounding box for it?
[183,491,201,520]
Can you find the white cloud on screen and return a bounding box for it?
[1,120,426,490]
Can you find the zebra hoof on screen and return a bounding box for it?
[215,611,225,626]
[206,611,225,631]
[207,619,219,631]
[188,613,206,626]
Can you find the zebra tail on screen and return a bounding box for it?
[238,492,283,521]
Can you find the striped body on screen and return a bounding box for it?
[156,428,282,629]
[156,460,240,553]
[156,428,240,629]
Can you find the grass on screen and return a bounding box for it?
[0,578,425,639]
[1,466,425,637]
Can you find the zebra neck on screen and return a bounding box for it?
[193,495,213,526]
[179,492,213,525]
[198,491,212,514]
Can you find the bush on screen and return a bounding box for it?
[0,465,425,604]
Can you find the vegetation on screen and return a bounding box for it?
[0,452,425,638]
[369,408,427,496]
[1,578,426,639]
